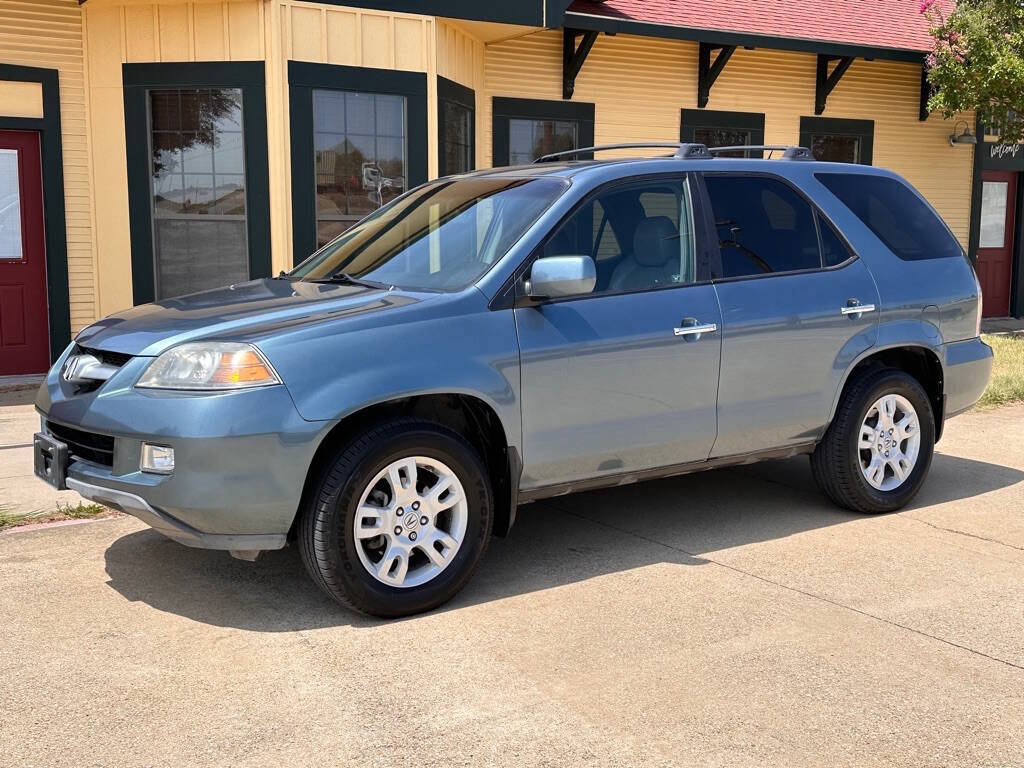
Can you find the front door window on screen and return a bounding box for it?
[149,88,248,299]
[313,89,407,247]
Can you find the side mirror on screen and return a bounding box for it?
[525,255,596,299]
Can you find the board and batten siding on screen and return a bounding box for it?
[482,29,974,248]
[83,0,266,316]
[0,0,94,333]
[436,20,486,166]
[273,0,437,267]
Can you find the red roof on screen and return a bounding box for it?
[565,0,948,55]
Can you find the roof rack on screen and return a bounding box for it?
[531,142,815,164]
[533,142,712,163]
[707,145,814,160]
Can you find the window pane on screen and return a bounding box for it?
[148,87,248,299]
[816,173,964,261]
[693,127,751,157]
[705,175,820,277]
[292,177,567,291]
[811,134,860,163]
[508,118,577,164]
[980,181,1008,248]
[154,219,248,298]
[820,215,853,267]
[313,89,407,246]
[442,99,473,175]
[540,179,696,294]
[0,149,22,260]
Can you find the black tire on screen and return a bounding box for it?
[298,418,493,617]
[811,368,935,514]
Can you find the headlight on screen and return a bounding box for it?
[136,342,281,390]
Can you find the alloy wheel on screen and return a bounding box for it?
[858,393,921,492]
[352,456,468,588]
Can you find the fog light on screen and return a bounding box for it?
[140,443,175,474]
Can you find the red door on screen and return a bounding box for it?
[977,170,1017,318]
[0,130,48,375]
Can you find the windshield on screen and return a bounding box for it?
[290,176,568,291]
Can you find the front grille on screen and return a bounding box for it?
[64,345,134,393]
[77,345,133,369]
[46,421,115,467]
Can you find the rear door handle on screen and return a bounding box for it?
[840,301,876,317]
[673,321,718,340]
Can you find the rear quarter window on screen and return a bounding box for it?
[816,173,964,261]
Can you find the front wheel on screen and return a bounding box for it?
[811,368,935,513]
[298,419,493,617]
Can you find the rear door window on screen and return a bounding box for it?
[816,173,963,261]
[703,174,821,278]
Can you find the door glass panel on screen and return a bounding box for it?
[693,127,751,156]
[810,134,860,163]
[508,118,578,164]
[704,175,821,277]
[0,149,23,260]
[980,181,1009,248]
[313,89,408,247]
[539,178,696,293]
[149,87,248,299]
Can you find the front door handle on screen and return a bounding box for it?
[673,320,718,340]
[840,300,876,318]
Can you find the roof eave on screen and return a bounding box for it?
[563,10,927,64]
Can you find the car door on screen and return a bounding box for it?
[514,175,723,490]
[699,172,879,458]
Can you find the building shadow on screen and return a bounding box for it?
[103,452,1024,632]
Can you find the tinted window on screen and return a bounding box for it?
[816,173,964,261]
[810,134,860,163]
[704,175,820,277]
[539,178,697,294]
[508,118,578,164]
[694,127,751,157]
[441,99,473,175]
[819,215,853,267]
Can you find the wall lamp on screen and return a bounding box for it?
[949,120,977,146]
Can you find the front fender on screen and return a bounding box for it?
[257,300,522,454]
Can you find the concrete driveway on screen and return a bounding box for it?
[2,406,1023,767]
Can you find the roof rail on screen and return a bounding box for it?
[533,142,712,163]
[707,145,814,160]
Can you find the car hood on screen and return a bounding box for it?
[74,278,433,356]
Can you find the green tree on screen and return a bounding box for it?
[924,0,1024,142]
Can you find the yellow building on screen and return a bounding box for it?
[0,0,1018,376]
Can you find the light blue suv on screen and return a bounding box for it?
[34,144,992,616]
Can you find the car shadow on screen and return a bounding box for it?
[103,452,1024,632]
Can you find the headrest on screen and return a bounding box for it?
[632,216,678,267]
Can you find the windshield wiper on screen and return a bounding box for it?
[306,272,386,289]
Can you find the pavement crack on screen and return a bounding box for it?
[902,514,1024,552]
[542,502,1024,674]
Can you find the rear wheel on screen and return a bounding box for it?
[811,368,935,513]
[298,419,493,617]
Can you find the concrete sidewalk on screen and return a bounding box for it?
[0,388,84,518]
[1,404,1023,766]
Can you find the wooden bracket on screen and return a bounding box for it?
[563,28,599,100]
[698,42,737,109]
[815,54,855,115]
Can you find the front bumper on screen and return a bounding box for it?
[66,477,286,552]
[943,336,994,419]
[37,352,329,549]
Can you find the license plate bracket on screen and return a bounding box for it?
[34,432,68,490]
